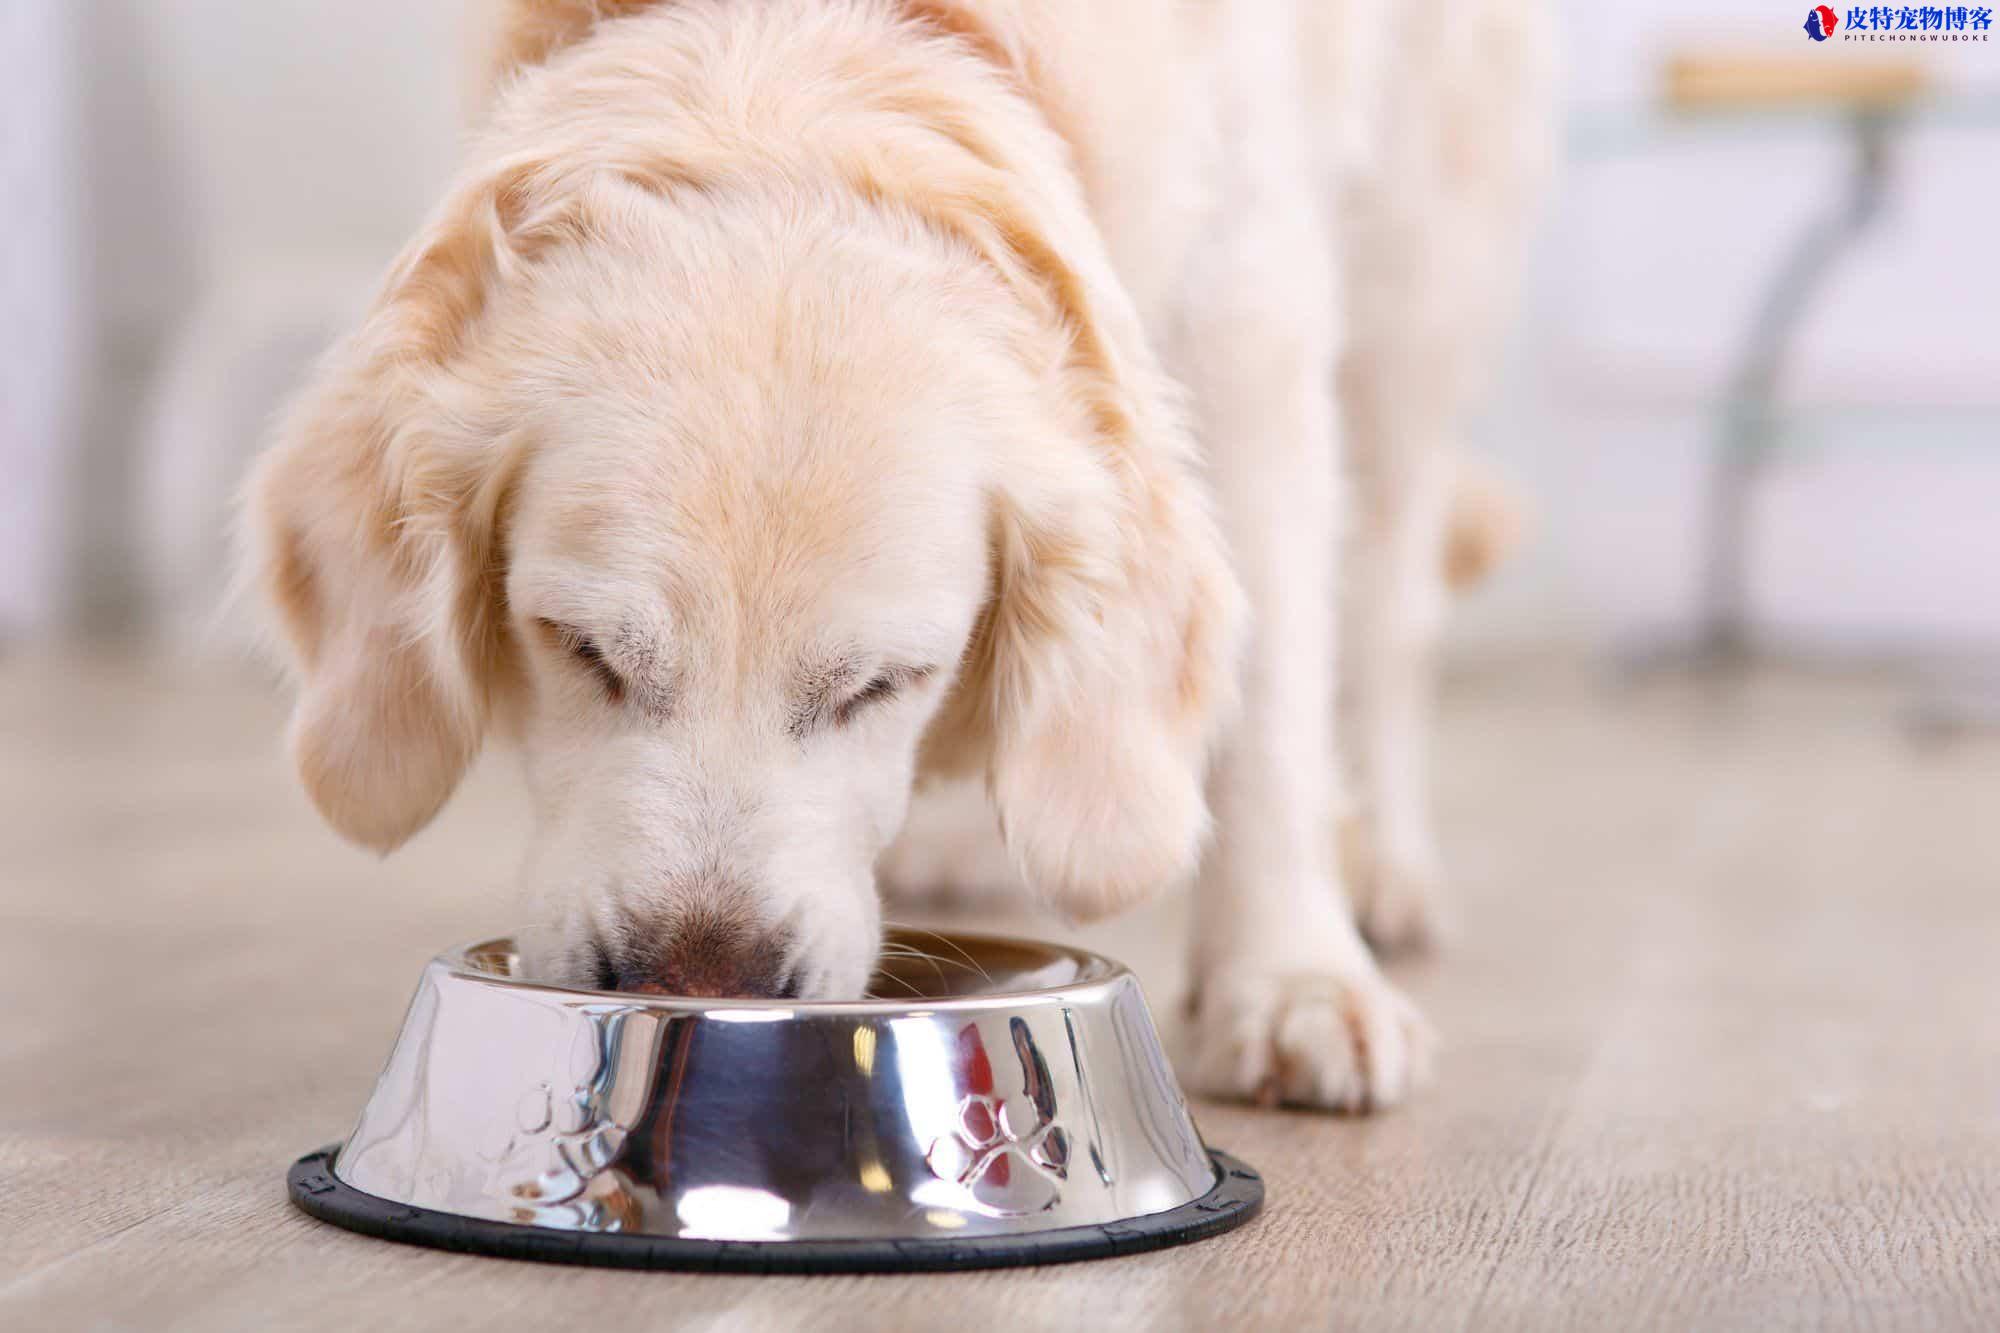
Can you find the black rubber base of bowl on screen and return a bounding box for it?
[288,1144,1261,1273]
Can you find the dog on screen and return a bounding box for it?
[243,0,1550,1110]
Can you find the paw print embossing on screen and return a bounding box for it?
[482,1012,643,1228]
[923,1019,1069,1216]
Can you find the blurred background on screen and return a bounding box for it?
[5,5,2000,1324]
[4,0,1996,672]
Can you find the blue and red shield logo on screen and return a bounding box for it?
[1803,4,1840,38]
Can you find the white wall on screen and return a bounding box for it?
[36,0,474,633]
[0,2,83,635]
[86,0,473,343]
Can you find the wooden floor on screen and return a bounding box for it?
[4,649,1998,1330]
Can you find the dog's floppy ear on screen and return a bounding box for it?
[242,174,533,853]
[973,428,1244,921]
[903,120,1248,921]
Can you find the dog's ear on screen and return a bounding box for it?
[904,118,1248,922]
[241,173,535,853]
[972,435,1244,921]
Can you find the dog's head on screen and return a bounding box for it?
[244,74,1241,998]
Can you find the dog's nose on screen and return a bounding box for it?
[607,910,798,999]
[615,960,796,1000]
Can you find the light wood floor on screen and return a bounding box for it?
[4,650,1998,1330]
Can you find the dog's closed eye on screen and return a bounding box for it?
[536,618,626,703]
[833,671,907,726]
[792,663,935,736]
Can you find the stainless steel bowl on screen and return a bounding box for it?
[289,930,1260,1271]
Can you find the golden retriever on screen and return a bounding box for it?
[244,0,1549,1110]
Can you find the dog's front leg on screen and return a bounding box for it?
[1170,144,1432,1114]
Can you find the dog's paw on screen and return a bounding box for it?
[1182,965,1434,1112]
[1340,814,1453,954]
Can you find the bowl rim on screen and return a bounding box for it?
[440,927,1139,1017]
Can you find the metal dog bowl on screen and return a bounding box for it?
[288,930,1261,1272]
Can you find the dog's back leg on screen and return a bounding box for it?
[1336,0,1553,951]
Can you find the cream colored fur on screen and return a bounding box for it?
[244,0,1550,1110]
